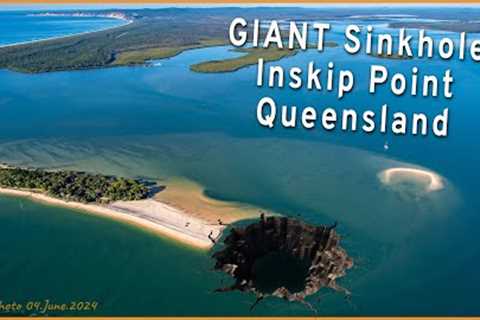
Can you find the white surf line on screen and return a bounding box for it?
[0,14,133,49]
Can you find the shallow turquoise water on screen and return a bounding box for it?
[0,9,479,316]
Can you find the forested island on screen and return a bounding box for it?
[0,166,149,203]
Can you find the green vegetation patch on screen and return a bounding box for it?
[190,41,338,73]
[113,39,227,66]
[190,47,297,73]
[0,16,231,73]
[369,52,414,60]
[0,167,150,203]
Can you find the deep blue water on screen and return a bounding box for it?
[0,8,479,316]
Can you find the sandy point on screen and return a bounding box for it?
[0,187,220,250]
[0,177,267,251]
[379,167,444,192]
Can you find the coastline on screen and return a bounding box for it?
[0,13,133,49]
[0,187,223,250]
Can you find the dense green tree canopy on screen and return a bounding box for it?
[0,167,149,203]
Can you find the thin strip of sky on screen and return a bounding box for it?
[2,3,480,10]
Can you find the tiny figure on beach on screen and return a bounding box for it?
[208,230,216,244]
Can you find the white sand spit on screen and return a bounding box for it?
[0,188,222,249]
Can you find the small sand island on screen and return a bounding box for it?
[0,165,258,249]
[379,167,444,192]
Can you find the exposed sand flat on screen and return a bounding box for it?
[0,187,222,250]
[379,167,444,192]
[155,178,263,224]
[109,199,224,248]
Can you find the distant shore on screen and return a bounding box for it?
[0,12,132,49]
[0,187,223,250]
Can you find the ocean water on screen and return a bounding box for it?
[0,9,479,316]
[0,11,126,46]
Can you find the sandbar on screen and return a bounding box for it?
[154,178,262,224]
[379,167,444,192]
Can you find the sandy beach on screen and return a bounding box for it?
[379,167,444,192]
[0,187,224,250]
[0,13,132,49]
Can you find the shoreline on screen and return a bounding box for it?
[0,13,133,49]
[0,187,223,250]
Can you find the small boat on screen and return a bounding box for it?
[384,141,389,151]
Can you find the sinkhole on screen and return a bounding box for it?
[212,215,353,308]
[252,251,311,294]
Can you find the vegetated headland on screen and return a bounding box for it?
[190,47,296,73]
[0,165,150,203]
[0,164,260,249]
[0,7,337,74]
[190,42,338,73]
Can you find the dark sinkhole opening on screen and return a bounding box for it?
[212,215,353,309]
[252,251,311,294]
